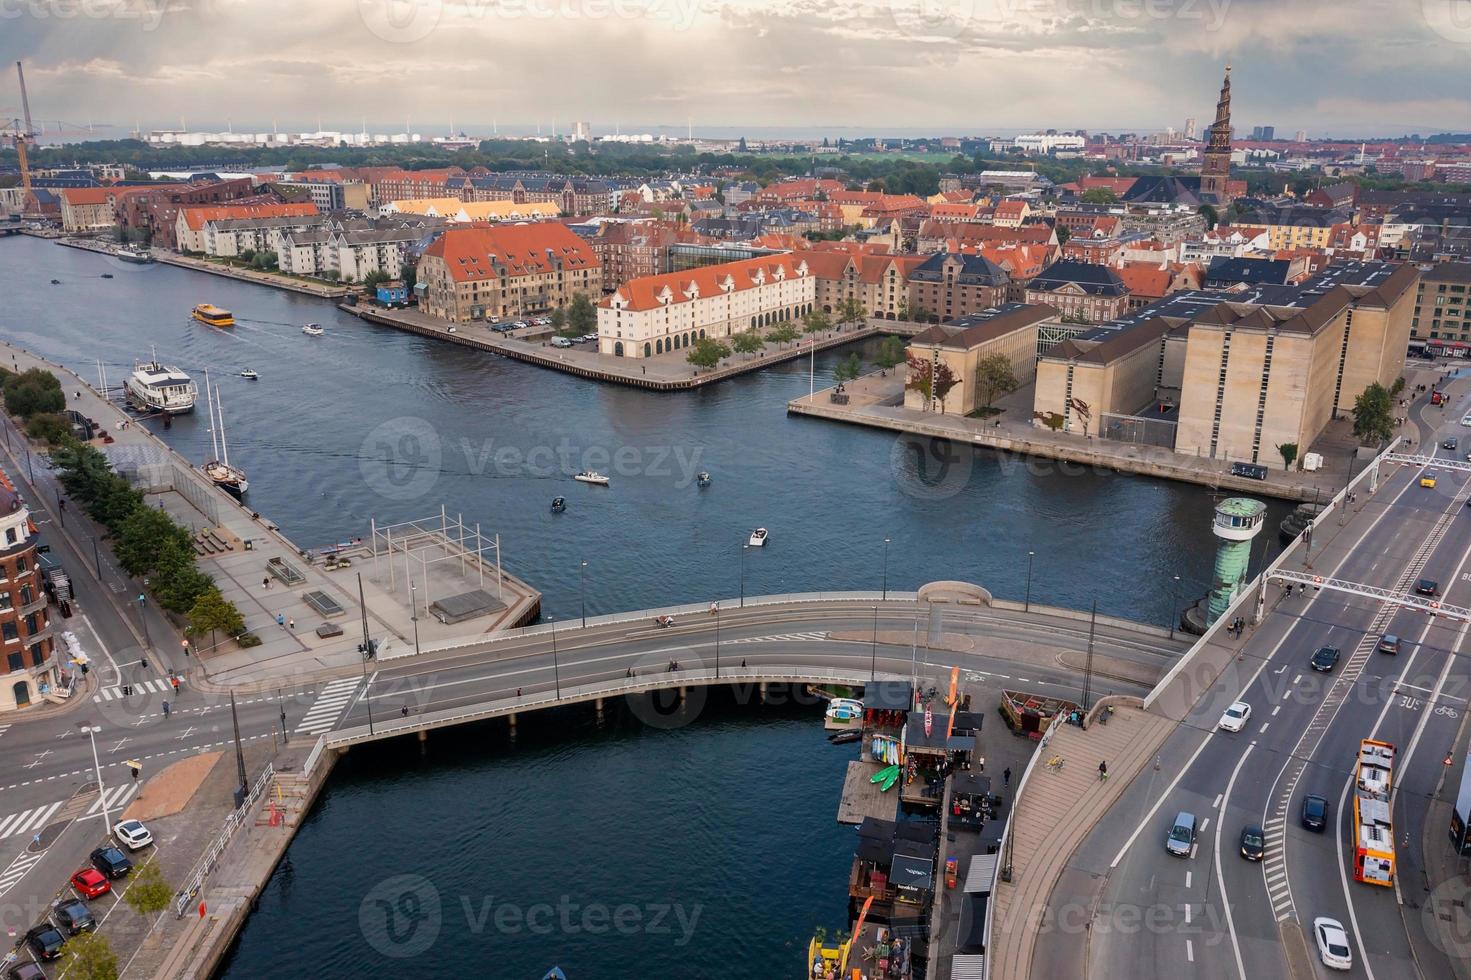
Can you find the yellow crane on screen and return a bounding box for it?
[5,61,39,218]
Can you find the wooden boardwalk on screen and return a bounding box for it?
[837,758,899,824]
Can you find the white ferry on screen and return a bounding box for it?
[125,359,197,415]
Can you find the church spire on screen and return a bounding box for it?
[1200,64,1235,205]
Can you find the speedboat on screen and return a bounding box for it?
[696,471,711,487]
[240,369,258,380]
[302,323,324,337]
[550,496,566,513]
[49,279,60,285]
[574,471,609,486]
[749,527,768,547]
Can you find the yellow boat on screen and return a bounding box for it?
[192,304,234,328]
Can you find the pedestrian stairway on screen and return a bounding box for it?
[263,771,314,827]
[294,678,361,735]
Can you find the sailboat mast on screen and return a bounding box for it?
[204,369,220,462]
[215,382,231,468]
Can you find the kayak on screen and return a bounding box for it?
[870,763,901,784]
[880,768,901,792]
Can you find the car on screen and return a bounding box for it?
[1378,634,1401,655]
[1422,472,1439,488]
[114,819,153,851]
[51,898,95,935]
[550,337,573,348]
[69,868,110,899]
[24,924,65,961]
[1240,824,1265,861]
[1165,811,1197,857]
[7,962,48,980]
[89,846,132,879]
[1462,413,1471,426]
[535,317,551,326]
[1313,916,1353,971]
[579,334,598,343]
[1415,578,1440,597]
[1310,646,1341,672]
[1447,437,1460,450]
[1301,794,1329,832]
[1218,701,1252,732]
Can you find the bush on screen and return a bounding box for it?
[237,632,263,648]
[25,412,72,444]
[3,368,64,419]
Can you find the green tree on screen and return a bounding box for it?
[114,506,192,577]
[1198,203,1220,230]
[3,368,64,418]
[239,248,256,263]
[1055,224,1071,246]
[65,930,119,980]
[188,586,246,649]
[1080,188,1119,204]
[1352,382,1395,445]
[122,859,174,918]
[549,308,572,336]
[910,305,934,324]
[802,310,832,335]
[363,271,391,289]
[1390,376,1405,397]
[152,540,214,614]
[88,475,145,532]
[974,353,1020,411]
[731,329,765,358]
[836,297,867,327]
[686,337,732,369]
[1277,442,1299,470]
[873,336,905,375]
[25,412,71,444]
[400,261,417,292]
[566,293,598,335]
[905,355,959,412]
[765,324,801,348]
[833,352,863,384]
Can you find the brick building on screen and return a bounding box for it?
[416,222,601,323]
[0,476,55,714]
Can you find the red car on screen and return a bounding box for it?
[70,868,110,899]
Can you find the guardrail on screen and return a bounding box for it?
[172,762,275,918]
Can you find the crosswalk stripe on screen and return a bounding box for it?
[294,681,361,735]
[0,724,10,738]
[0,808,36,838]
[0,851,44,897]
[86,784,136,817]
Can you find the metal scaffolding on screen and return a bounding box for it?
[369,507,503,617]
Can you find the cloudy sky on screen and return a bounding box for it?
[2,0,1470,139]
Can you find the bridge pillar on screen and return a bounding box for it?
[759,682,768,704]
[679,687,687,703]
[1369,462,1380,494]
[595,698,604,724]
[508,712,518,738]
[417,728,428,757]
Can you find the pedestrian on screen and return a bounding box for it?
[516,687,522,698]
[171,676,180,693]
[1098,760,1109,781]
[400,704,408,718]
[140,656,148,671]
[276,613,285,627]
[288,618,295,630]
[162,700,170,718]
[181,639,190,658]
[263,576,270,590]
[1003,767,1012,788]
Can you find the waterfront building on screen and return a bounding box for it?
[1023,260,1130,323]
[59,187,125,234]
[332,228,423,283]
[1410,261,1471,353]
[1034,316,1182,436]
[904,303,1057,415]
[175,202,319,254]
[791,249,923,321]
[0,473,55,714]
[115,177,260,247]
[596,253,815,358]
[907,252,1011,322]
[201,212,327,258]
[416,222,601,323]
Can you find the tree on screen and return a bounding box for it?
[122,860,173,918]
[1055,224,1071,246]
[188,586,245,649]
[1198,203,1220,230]
[686,337,731,369]
[239,248,256,263]
[400,261,417,292]
[836,297,866,327]
[363,271,391,289]
[731,329,765,358]
[802,310,832,335]
[153,540,214,614]
[549,308,571,336]
[905,354,959,412]
[65,930,119,980]
[1080,188,1119,204]
[88,475,145,532]
[765,324,801,348]
[3,368,64,419]
[1390,376,1406,397]
[566,293,598,336]
[1352,382,1395,446]
[974,353,1020,412]
[1277,442,1299,470]
[873,336,905,376]
[833,352,863,384]
[114,507,192,577]
[25,412,71,444]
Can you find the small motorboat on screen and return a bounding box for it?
[696,471,711,487]
[239,369,259,380]
[50,279,60,285]
[100,273,113,279]
[574,471,609,486]
[302,323,324,336]
[828,730,863,745]
[543,970,568,980]
[550,496,566,513]
[748,527,768,547]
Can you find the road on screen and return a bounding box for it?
[1055,380,1471,980]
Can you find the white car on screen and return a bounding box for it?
[1461,413,1471,427]
[1218,701,1252,733]
[113,819,153,851]
[1313,916,1353,971]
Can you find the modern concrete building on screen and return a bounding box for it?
[905,304,1056,415]
[1034,316,1181,435]
[416,222,601,323]
[0,474,55,714]
[1410,261,1471,354]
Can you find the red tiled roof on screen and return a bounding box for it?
[423,222,599,283]
[604,253,810,312]
[179,202,318,230]
[1117,262,1173,299]
[60,187,118,206]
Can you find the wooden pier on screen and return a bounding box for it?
[837,758,900,824]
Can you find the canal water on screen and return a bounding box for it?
[0,235,1292,978]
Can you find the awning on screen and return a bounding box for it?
[965,853,998,894]
[950,953,987,979]
[890,853,934,895]
[959,892,989,952]
[952,772,992,798]
[863,681,914,712]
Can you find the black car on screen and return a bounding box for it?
[1416,578,1440,597]
[1240,824,1265,861]
[89,846,132,879]
[1302,794,1330,832]
[1310,646,1341,672]
[24,924,65,960]
[51,897,94,935]
[1445,437,1459,451]
[6,963,47,980]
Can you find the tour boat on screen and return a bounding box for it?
[550,496,566,513]
[192,303,234,328]
[573,471,609,486]
[302,323,324,337]
[116,246,154,265]
[201,370,248,498]
[748,527,768,547]
[239,369,258,380]
[696,471,711,487]
[125,355,197,415]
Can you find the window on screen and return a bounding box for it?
[1,623,16,642]
[5,652,19,672]
[28,642,44,667]
[3,529,13,545]
[18,586,31,607]
[15,557,25,574]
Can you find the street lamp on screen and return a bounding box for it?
[740,543,749,608]
[579,560,588,629]
[549,617,561,699]
[78,723,112,838]
[136,592,150,652]
[882,537,891,601]
[1024,551,1035,613]
[871,606,878,681]
[714,604,721,679]
[410,583,421,657]
[1169,574,1182,640]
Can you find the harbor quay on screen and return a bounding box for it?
[51,237,352,299]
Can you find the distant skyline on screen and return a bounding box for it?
[3,0,1470,140]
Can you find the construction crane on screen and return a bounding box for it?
[5,61,39,219]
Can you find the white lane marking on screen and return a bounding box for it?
[1186,939,1194,963]
[1214,742,1255,980]
[1258,722,1270,734]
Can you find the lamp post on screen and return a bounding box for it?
[1024,551,1035,613]
[410,583,421,657]
[870,606,878,681]
[1169,574,1182,640]
[881,537,891,601]
[137,592,150,651]
[579,560,587,629]
[740,543,749,608]
[79,723,112,837]
[714,605,721,679]
[549,617,561,699]
[357,573,374,736]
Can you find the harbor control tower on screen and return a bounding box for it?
[1207,497,1267,625]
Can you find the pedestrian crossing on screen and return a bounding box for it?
[0,849,45,899]
[82,784,137,820]
[95,678,174,701]
[0,801,64,840]
[0,724,10,739]
[295,678,362,735]
[729,631,830,644]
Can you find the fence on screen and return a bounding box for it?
[171,762,274,918]
[169,463,223,526]
[1099,411,1178,450]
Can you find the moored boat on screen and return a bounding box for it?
[202,370,248,498]
[193,304,234,328]
[125,358,197,415]
[116,246,154,265]
[748,526,768,547]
